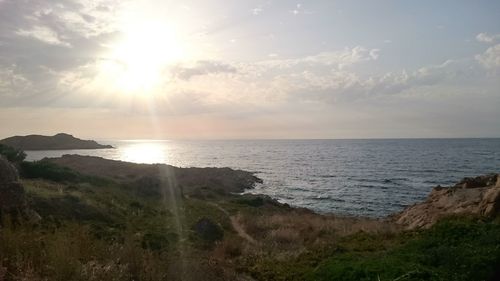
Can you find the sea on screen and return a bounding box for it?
[25,139,500,217]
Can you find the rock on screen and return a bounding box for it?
[0,156,40,223]
[0,155,18,184]
[454,174,498,189]
[0,156,27,217]
[194,217,224,242]
[393,173,500,229]
[480,188,500,216]
[0,182,26,211]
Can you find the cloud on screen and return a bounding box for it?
[252,7,263,15]
[16,25,71,47]
[0,0,497,127]
[0,65,32,98]
[170,60,238,80]
[476,32,500,43]
[475,44,500,69]
[256,46,379,70]
[369,49,380,60]
[0,0,122,104]
[159,54,483,110]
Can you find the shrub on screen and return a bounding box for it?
[20,160,80,182]
[194,217,224,242]
[0,143,26,163]
[19,160,110,185]
[234,196,265,207]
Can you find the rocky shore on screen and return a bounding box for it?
[393,173,500,229]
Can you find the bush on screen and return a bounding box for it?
[20,160,80,182]
[0,143,26,163]
[19,160,110,185]
[194,217,224,242]
[234,196,265,207]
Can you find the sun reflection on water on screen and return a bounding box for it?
[118,141,167,164]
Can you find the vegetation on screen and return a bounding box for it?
[20,161,84,182]
[0,144,26,163]
[0,153,499,280]
[243,217,500,281]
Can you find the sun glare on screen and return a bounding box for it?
[100,21,185,94]
[119,141,167,164]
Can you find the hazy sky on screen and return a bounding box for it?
[1,0,499,139]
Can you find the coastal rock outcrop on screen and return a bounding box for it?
[393,174,500,229]
[45,155,262,196]
[0,133,113,150]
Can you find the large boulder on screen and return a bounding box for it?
[0,156,28,218]
[393,173,500,229]
[0,155,18,184]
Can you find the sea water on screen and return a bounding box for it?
[25,139,500,217]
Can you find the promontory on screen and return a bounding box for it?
[0,133,113,150]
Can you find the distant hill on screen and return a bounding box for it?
[0,133,113,150]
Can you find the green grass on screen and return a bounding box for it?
[241,217,500,281]
[311,217,500,281]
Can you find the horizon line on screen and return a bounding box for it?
[98,137,500,141]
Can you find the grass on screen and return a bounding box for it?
[241,217,500,281]
[0,164,245,280]
[1,160,499,280]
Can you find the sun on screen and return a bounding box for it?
[100,21,185,94]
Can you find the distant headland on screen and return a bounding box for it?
[0,133,113,150]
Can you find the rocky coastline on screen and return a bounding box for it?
[392,174,500,229]
[2,153,499,229]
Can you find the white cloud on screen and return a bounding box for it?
[0,65,32,97]
[16,26,71,47]
[170,60,237,80]
[476,32,500,43]
[258,46,379,69]
[252,7,263,15]
[369,49,380,60]
[475,44,500,69]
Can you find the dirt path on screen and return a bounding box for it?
[209,202,259,246]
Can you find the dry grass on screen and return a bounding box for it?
[0,220,170,281]
[237,210,400,254]
[212,236,244,260]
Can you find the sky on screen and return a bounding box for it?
[0,0,499,139]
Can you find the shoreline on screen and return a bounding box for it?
[1,153,499,280]
[21,137,500,218]
[44,154,500,226]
